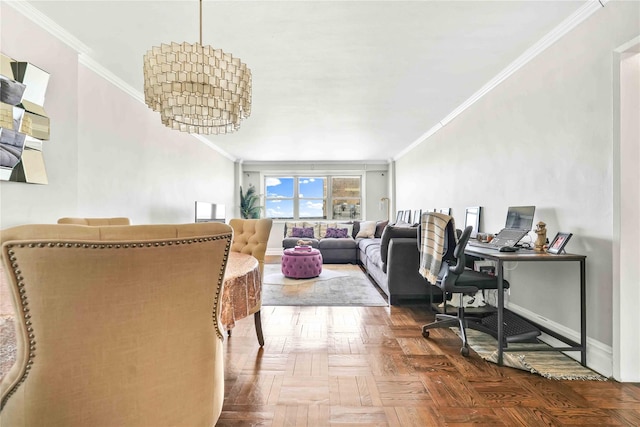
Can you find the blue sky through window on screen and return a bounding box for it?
[265,177,293,218]
[265,177,327,218]
[299,177,325,218]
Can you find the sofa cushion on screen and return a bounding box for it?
[357,237,379,251]
[292,227,315,238]
[318,237,357,250]
[374,220,389,238]
[284,221,305,237]
[380,225,418,272]
[325,227,348,238]
[352,221,360,239]
[356,221,377,238]
[338,222,354,237]
[367,244,383,269]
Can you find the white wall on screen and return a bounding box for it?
[0,5,234,227]
[395,1,639,375]
[614,48,640,382]
[0,5,80,226]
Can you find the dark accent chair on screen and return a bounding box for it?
[419,222,507,356]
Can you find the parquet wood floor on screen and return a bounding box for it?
[219,303,640,426]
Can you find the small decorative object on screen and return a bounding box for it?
[547,232,573,254]
[534,221,547,251]
[476,233,494,243]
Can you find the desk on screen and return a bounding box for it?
[220,252,261,332]
[464,246,587,366]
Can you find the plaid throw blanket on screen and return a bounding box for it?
[419,212,456,285]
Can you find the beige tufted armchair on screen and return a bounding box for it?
[229,218,273,346]
[0,222,232,427]
[57,217,131,225]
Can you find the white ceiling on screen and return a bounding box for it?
[24,0,586,162]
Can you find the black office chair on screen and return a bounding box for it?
[419,215,507,356]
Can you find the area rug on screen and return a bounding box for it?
[457,328,606,381]
[263,267,348,285]
[262,264,388,307]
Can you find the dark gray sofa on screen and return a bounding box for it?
[282,222,358,263]
[357,224,436,305]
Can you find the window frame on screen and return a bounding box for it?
[264,174,362,220]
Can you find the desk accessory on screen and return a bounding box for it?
[547,232,572,254]
[534,221,547,251]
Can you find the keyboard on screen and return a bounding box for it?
[494,229,528,242]
[468,228,527,250]
[468,240,499,249]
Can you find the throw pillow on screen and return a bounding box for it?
[291,227,315,238]
[351,221,360,239]
[374,220,389,238]
[285,221,304,237]
[355,221,377,238]
[325,227,348,238]
[338,222,354,237]
[304,221,321,238]
[318,222,338,238]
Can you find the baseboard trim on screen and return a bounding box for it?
[508,303,612,378]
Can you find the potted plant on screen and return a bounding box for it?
[239,185,261,219]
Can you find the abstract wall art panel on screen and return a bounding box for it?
[0,53,50,184]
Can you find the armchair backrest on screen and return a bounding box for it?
[229,218,273,279]
[57,217,130,225]
[0,222,231,427]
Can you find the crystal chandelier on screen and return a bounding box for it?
[143,0,251,135]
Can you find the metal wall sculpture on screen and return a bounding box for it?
[0,54,50,184]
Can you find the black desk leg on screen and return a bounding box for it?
[580,259,587,366]
[497,260,504,365]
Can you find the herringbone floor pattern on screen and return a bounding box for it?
[219,304,640,426]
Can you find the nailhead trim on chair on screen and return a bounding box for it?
[0,233,231,410]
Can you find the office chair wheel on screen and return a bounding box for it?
[422,330,430,338]
[460,346,470,357]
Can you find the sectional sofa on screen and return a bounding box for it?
[282,221,435,304]
[282,221,359,263]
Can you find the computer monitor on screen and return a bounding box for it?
[195,201,226,223]
[505,206,535,230]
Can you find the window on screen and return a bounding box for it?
[265,177,294,219]
[265,175,361,220]
[331,176,361,220]
[298,177,326,219]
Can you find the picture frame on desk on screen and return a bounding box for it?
[547,232,572,254]
[465,206,481,239]
[412,209,422,225]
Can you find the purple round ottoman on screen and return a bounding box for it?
[281,247,323,279]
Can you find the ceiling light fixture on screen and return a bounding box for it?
[142,0,251,135]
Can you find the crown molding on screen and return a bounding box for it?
[77,54,144,104]
[6,0,235,162]
[395,0,606,161]
[5,1,92,55]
